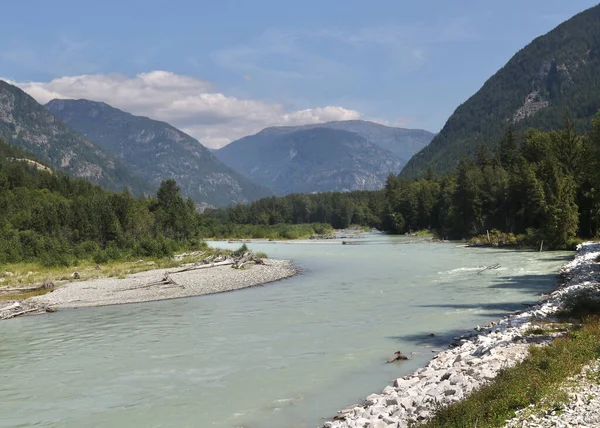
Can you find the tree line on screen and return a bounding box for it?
[383,117,599,249]
[0,139,331,268]
[1,114,598,269]
[214,116,600,250]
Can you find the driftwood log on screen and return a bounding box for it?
[232,252,265,269]
[1,285,44,293]
[117,252,267,292]
[1,279,54,293]
[387,351,410,363]
[478,264,500,274]
[0,301,55,320]
[169,260,235,274]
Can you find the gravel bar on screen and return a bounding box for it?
[28,259,296,309]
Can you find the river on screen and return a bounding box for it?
[0,234,572,428]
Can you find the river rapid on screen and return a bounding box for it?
[0,234,572,428]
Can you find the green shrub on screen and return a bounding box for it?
[18,230,43,259]
[76,241,101,258]
[559,293,600,320]
[93,250,109,265]
[188,239,208,251]
[565,237,584,251]
[283,229,300,240]
[40,252,70,268]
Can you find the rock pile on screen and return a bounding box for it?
[325,242,600,428]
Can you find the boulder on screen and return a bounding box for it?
[365,394,381,406]
[394,377,419,389]
[373,421,395,428]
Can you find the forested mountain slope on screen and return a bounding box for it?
[401,4,600,177]
[46,99,272,207]
[216,127,405,195]
[0,80,151,194]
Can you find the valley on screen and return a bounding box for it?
[2,2,600,428]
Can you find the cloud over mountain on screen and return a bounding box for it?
[11,71,362,148]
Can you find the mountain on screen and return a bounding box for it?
[401,4,600,178]
[220,120,432,160]
[0,80,151,194]
[215,121,432,194]
[262,120,434,160]
[46,99,273,207]
[215,127,406,195]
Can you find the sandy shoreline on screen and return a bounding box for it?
[0,259,296,316]
[324,242,600,428]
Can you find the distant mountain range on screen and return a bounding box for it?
[1,79,434,202]
[215,121,433,194]
[258,120,434,160]
[46,99,273,207]
[401,4,600,178]
[8,5,600,202]
[0,80,151,194]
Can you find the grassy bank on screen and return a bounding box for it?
[468,229,583,250]
[406,229,435,237]
[423,299,600,428]
[0,222,331,292]
[205,223,333,240]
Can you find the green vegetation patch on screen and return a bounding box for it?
[468,230,521,247]
[206,223,333,240]
[423,315,600,428]
[558,293,600,321]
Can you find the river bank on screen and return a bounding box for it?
[0,258,296,318]
[324,242,600,428]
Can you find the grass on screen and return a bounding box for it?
[346,224,373,232]
[0,246,262,300]
[522,320,572,337]
[206,223,334,240]
[407,229,435,237]
[423,293,600,428]
[423,315,600,428]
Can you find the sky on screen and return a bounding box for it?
[2,0,598,148]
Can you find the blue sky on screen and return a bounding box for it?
[2,0,598,147]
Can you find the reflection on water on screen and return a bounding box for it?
[0,235,571,428]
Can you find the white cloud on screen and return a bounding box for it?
[10,71,363,148]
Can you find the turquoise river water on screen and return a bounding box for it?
[0,234,572,427]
